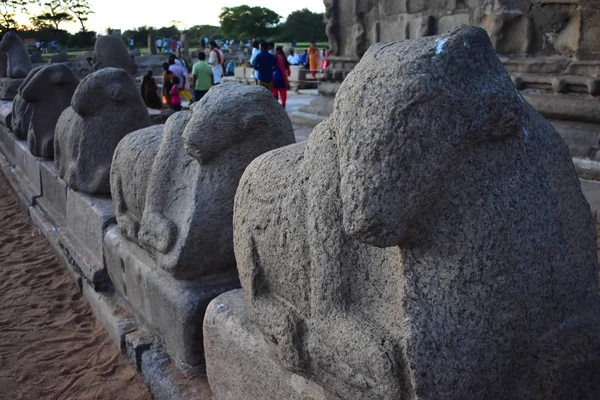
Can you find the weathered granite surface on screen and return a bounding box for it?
[55,68,151,194]
[21,64,79,158]
[111,83,295,279]
[205,290,338,400]
[234,27,600,399]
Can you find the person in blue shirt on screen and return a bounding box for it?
[300,50,308,67]
[253,41,278,92]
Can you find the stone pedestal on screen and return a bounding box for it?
[204,290,337,400]
[60,188,114,288]
[0,99,12,127]
[0,123,16,166]
[13,139,41,204]
[37,161,67,227]
[104,225,240,372]
[0,78,24,100]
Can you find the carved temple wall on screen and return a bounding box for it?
[323,0,600,163]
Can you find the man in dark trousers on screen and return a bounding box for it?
[253,41,277,92]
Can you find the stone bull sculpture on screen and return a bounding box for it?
[234,26,600,400]
[55,67,150,194]
[11,65,45,140]
[111,83,296,279]
[0,31,32,78]
[20,64,79,158]
[92,35,134,74]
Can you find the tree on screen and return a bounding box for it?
[219,5,280,39]
[61,0,94,32]
[186,25,221,42]
[31,1,74,31]
[0,0,35,32]
[281,9,326,42]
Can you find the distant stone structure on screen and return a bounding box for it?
[20,64,79,158]
[227,27,600,400]
[92,35,134,74]
[0,31,32,78]
[54,68,150,194]
[148,29,157,55]
[0,31,33,100]
[111,83,296,279]
[319,0,600,162]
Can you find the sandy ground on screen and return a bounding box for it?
[0,173,152,400]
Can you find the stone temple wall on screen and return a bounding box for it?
[322,0,600,164]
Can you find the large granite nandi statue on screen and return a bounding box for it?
[111,83,296,279]
[92,35,134,74]
[54,68,150,194]
[20,64,79,158]
[234,26,600,400]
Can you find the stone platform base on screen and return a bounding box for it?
[104,225,240,372]
[0,78,24,100]
[204,289,337,400]
[0,124,16,166]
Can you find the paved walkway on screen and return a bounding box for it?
[0,173,151,400]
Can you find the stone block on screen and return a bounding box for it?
[125,330,154,372]
[378,14,408,42]
[0,77,24,100]
[104,225,240,370]
[0,99,12,127]
[204,290,336,400]
[29,205,82,290]
[38,161,67,227]
[479,12,533,54]
[408,15,435,39]
[0,123,16,166]
[13,139,41,204]
[82,281,137,352]
[139,344,212,400]
[64,187,114,286]
[437,13,470,34]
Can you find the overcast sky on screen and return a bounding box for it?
[19,0,326,34]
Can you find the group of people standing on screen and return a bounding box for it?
[141,41,225,112]
[250,41,292,108]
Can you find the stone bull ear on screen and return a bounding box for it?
[242,112,268,136]
[105,82,127,102]
[463,90,523,142]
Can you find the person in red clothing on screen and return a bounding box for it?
[170,38,177,53]
[170,76,182,111]
[273,46,291,108]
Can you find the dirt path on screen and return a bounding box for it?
[0,172,152,400]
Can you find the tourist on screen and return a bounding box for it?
[168,55,192,102]
[300,49,308,67]
[208,40,224,85]
[141,70,162,109]
[273,46,291,108]
[157,38,163,53]
[170,39,177,53]
[253,41,277,92]
[161,62,173,108]
[192,52,213,102]
[129,37,135,50]
[322,46,330,70]
[226,60,236,76]
[170,76,182,111]
[308,41,319,78]
[287,49,299,65]
[177,39,182,57]
[249,40,260,84]
[268,42,275,55]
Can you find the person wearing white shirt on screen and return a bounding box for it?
[208,40,224,84]
[287,49,300,65]
[249,40,260,83]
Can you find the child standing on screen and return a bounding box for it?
[170,76,182,111]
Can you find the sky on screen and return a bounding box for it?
[18,0,326,34]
